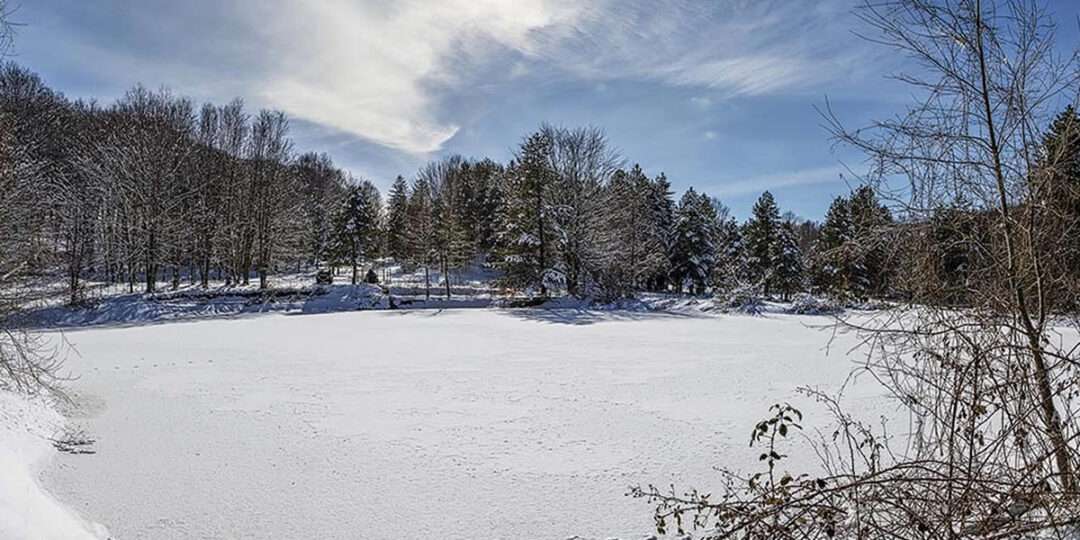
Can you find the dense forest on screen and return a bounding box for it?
[2,60,1080,308]
[0,62,849,304]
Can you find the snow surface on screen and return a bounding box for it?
[0,391,109,540]
[22,283,388,328]
[38,307,890,539]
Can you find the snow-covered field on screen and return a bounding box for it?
[32,306,888,539]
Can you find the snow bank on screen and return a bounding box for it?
[300,283,388,313]
[0,391,108,540]
[24,283,389,328]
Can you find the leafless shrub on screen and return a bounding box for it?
[635,1,1080,537]
[0,126,66,397]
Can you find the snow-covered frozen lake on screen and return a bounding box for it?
[41,308,885,539]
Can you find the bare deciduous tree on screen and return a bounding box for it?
[544,125,621,297]
[0,14,67,397]
[635,1,1080,537]
[0,1,15,57]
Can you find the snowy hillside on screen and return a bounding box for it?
[34,307,892,539]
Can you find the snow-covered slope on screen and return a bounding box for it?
[0,391,109,540]
[24,283,388,328]
[38,307,891,539]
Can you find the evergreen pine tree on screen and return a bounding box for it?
[430,163,472,299]
[406,177,437,299]
[921,204,981,305]
[457,159,504,256]
[1038,106,1080,291]
[330,180,381,285]
[384,175,410,265]
[1042,105,1080,187]
[847,186,893,297]
[646,172,676,292]
[496,131,560,296]
[772,219,804,301]
[603,164,667,294]
[743,191,781,297]
[812,195,854,295]
[709,208,744,295]
[810,188,892,299]
[669,188,718,294]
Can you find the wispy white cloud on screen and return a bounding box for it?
[690,96,713,109]
[207,0,867,155]
[28,0,871,158]
[660,55,821,97]
[526,0,865,99]
[709,165,851,198]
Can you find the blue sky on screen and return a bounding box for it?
[9,0,1080,219]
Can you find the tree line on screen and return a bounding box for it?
[0,62,391,303]
[0,63,895,305]
[8,56,1079,308]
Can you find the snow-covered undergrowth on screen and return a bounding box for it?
[19,264,505,329]
[22,283,389,328]
[36,308,892,539]
[788,293,845,315]
[20,274,851,331]
[0,391,109,540]
[637,293,827,316]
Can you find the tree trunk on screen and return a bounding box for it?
[241,248,251,286]
[68,271,79,306]
[973,3,1075,491]
[444,257,451,300]
[536,187,547,297]
[145,227,157,294]
[424,265,430,300]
